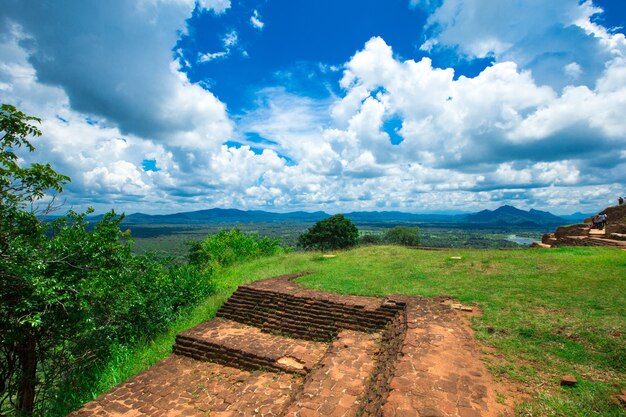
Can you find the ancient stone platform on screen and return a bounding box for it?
[537,204,626,249]
[69,273,513,417]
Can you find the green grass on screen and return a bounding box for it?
[78,245,625,416]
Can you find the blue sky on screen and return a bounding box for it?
[1,0,625,214]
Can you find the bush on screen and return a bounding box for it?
[188,228,284,271]
[384,226,420,246]
[359,233,383,245]
[1,208,217,416]
[298,214,359,251]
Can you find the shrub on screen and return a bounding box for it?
[384,226,420,246]
[1,208,217,416]
[359,233,383,245]
[298,214,359,251]
[188,228,284,271]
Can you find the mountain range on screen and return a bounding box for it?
[108,205,589,227]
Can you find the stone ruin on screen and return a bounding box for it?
[69,273,512,417]
[535,204,626,249]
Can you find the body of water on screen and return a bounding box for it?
[506,234,537,245]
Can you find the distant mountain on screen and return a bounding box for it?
[342,211,463,223]
[117,209,467,225]
[559,212,595,223]
[110,205,565,227]
[121,208,329,224]
[463,205,566,226]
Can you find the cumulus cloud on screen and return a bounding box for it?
[1,0,624,215]
[0,0,281,213]
[2,0,233,150]
[304,35,625,212]
[417,0,626,91]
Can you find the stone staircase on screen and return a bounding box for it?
[536,204,626,250]
[69,273,512,417]
[214,275,403,341]
[173,318,328,374]
[537,227,626,249]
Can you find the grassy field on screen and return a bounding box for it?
[80,246,625,416]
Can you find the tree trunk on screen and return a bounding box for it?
[17,332,37,415]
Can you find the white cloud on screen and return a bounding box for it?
[419,0,626,90]
[250,10,264,30]
[197,0,231,13]
[2,0,233,151]
[223,30,238,47]
[1,0,624,215]
[302,35,624,211]
[198,51,228,62]
[564,62,583,80]
[224,28,626,213]
[198,30,239,63]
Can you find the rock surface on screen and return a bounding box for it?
[537,204,626,249]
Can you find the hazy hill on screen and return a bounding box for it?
[109,205,567,227]
[559,212,595,223]
[342,211,463,223]
[463,205,566,226]
[121,208,329,224]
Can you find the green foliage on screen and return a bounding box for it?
[298,214,359,251]
[359,233,383,245]
[383,226,420,246]
[0,103,70,208]
[0,104,217,416]
[1,207,216,416]
[188,228,284,271]
[1,103,72,415]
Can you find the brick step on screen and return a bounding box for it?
[217,302,341,327]
[216,311,337,342]
[531,242,552,248]
[587,237,626,247]
[359,310,408,416]
[219,300,390,329]
[220,298,344,323]
[222,291,396,322]
[562,236,626,247]
[216,287,398,336]
[173,318,328,374]
[234,285,404,317]
[283,330,381,417]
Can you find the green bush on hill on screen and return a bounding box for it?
[188,228,285,271]
[298,214,359,251]
[383,226,420,246]
[359,233,383,245]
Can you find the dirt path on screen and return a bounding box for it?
[69,273,516,417]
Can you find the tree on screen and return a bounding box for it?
[0,104,217,416]
[1,104,70,414]
[298,214,359,251]
[384,226,420,246]
[1,104,69,210]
